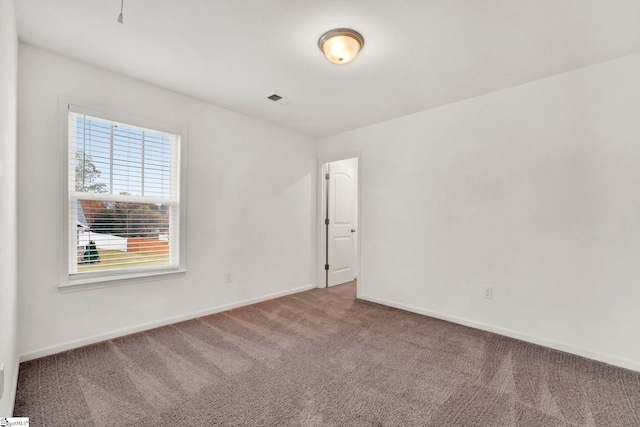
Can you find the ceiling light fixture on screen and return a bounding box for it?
[117,0,124,24]
[318,28,364,64]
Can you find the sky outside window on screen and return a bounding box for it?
[75,116,172,198]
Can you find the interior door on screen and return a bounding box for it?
[327,162,356,287]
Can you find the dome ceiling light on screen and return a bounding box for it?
[318,28,364,64]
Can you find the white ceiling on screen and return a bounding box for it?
[16,0,640,138]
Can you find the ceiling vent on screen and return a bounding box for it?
[266,93,291,105]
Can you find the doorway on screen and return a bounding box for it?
[319,156,359,288]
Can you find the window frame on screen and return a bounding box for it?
[58,96,187,292]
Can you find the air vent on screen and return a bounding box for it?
[265,93,291,106]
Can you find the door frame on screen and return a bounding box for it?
[316,152,362,298]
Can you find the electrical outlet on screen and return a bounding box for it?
[483,286,493,299]
[226,272,233,283]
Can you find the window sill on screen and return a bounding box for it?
[58,269,187,293]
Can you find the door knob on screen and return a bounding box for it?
[351,229,356,233]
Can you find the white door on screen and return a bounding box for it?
[327,162,356,287]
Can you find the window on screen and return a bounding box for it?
[61,102,185,289]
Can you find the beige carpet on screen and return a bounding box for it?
[14,282,640,426]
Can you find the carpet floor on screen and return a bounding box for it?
[14,282,640,426]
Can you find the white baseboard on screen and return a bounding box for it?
[7,354,19,416]
[21,284,315,362]
[359,294,640,373]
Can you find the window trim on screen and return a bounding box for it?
[58,96,187,292]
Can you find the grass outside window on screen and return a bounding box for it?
[77,249,169,273]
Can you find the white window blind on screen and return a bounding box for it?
[67,107,181,279]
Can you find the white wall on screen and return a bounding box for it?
[18,44,317,359]
[318,53,640,371]
[0,0,18,415]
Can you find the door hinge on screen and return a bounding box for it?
[325,218,329,225]
[324,264,329,270]
[325,173,330,180]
